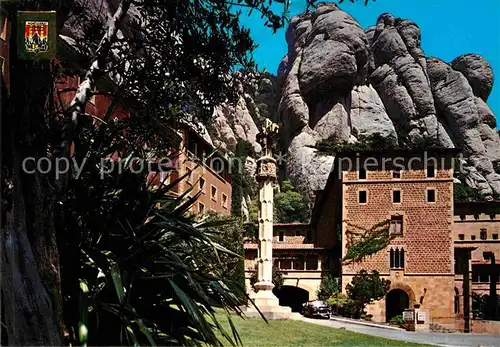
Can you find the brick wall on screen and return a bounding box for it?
[342,178,454,274]
[338,151,456,324]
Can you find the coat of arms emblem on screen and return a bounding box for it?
[24,21,48,53]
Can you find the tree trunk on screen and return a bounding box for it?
[1,52,63,346]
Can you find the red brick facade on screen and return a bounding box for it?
[331,150,457,326]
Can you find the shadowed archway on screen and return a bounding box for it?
[386,289,409,322]
[273,286,309,312]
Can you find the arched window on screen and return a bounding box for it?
[390,248,405,269]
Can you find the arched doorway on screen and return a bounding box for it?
[273,286,309,312]
[386,289,409,321]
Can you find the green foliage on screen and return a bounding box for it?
[243,222,259,241]
[343,220,393,264]
[472,292,500,320]
[327,292,349,314]
[313,132,447,156]
[472,292,488,319]
[346,270,390,316]
[232,139,257,218]
[454,183,486,202]
[389,315,405,328]
[249,264,284,291]
[204,212,246,300]
[316,274,339,301]
[327,291,364,319]
[231,159,244,217]
[62,166,248,346]
[314,133,398,156]
[274,180,310,223]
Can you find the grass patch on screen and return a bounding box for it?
[213,313,429,346]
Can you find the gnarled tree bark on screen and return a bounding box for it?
[1,1,132,344]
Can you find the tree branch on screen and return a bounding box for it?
[55,0,133,198]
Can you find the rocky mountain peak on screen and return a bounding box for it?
[208,5,500,200]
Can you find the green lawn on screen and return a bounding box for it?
[213,314,428,347]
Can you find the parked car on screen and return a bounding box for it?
[301,300,331,318]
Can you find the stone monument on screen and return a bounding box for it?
[246,119,292,319]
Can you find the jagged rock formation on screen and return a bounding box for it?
[209,72,281,154]
[277,3,500,198]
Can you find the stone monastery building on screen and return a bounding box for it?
[245,148,500,332]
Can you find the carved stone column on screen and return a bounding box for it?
[246,155,291,319]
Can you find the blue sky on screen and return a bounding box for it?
[239,0,500,122]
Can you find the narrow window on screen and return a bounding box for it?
[493,234,498,240]
[427,164,436,178]
[427,189,436,203]
[392,169,401,179]
[211,185,217,201]
[471,235,476,241]
[279,232,284,242]
[472,266,479,282]
[392,190,401,203]
[454,294,460,314]
[199,178,205,193]
[458,234,465,240]
[389,215,403,235]
[359,190,367,204]
[222,193,228,208]
[198,202,205,214]
[480,229,487,240]
[479,267,489,283]
[359,167,367,180]
[390,248,405,269]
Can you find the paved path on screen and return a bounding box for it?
[293,315,500,347]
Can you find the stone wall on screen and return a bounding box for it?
[342,273,455,326]
[455,319,500,334]
[341,163,454,275]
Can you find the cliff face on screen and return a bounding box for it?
[276,3,500,197]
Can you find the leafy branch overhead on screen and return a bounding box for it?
[343,220,394,264]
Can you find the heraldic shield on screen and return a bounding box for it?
[17,11,56,60]
[25,21,48,53]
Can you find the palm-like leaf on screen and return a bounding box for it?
[62,149,247,346]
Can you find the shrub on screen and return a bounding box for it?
[342,299,364,319]
[346,270,390,316]
[454,183,485,202]
[316,274,339,301]
[274,180,310,223]
[389,315,405,328]
[328,292,349,316]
